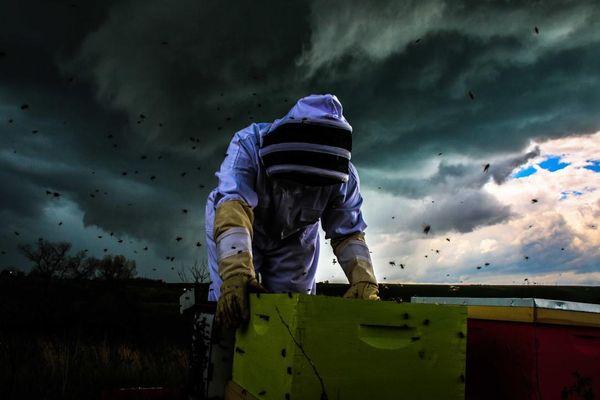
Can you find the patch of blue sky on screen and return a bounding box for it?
[560,190,586,200]
[583,160,600,172]
[538,155,570,172]
[513,165,537,178]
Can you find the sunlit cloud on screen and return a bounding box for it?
[317,132,600,285]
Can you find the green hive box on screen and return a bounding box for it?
[232,294,467,400]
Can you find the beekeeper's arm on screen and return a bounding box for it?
[321,164,379,300]
[213,130,266,328]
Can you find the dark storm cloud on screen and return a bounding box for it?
[301,0,600,169]
[63,0,312,149]
[489,148,541,185]
[362,147,540,201]
[410,189,514,234]
[365,187,514,237]
[0,165,42,219]
[1,0,599,277]
[0,0,225,271]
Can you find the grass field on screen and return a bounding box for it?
[0,334,187,399]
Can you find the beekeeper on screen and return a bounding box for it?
[205,94,379,328]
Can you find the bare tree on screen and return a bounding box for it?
[17,239,139,281]
[93,255,137,280]
[177,262,189,283]
[191,259,210,283]
[178,258,210,283]
[18,240,72,278]
[64,250,97,280]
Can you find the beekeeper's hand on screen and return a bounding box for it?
[213,199,267,328]
[343,281,380,300]
[216,274,268,328]
[332,232,380,301]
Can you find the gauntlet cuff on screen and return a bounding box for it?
[214,200,255,280]
[332,232,377,285]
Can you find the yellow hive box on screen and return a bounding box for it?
[232,294,467,400]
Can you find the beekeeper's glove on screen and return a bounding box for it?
[343,280,380,300]
[333,232,380,301]
[216,274,267,328]
[213,200,267,328]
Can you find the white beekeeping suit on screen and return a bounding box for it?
[204,94,379,328]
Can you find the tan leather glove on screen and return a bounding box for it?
[343,281,380,300]
[333,232,380,301]
[216,274,267,328]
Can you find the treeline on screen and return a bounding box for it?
[1,239,136,280]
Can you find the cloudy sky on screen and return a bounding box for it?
[1,0,598,285]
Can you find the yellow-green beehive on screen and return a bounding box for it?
[232,294,467,400]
